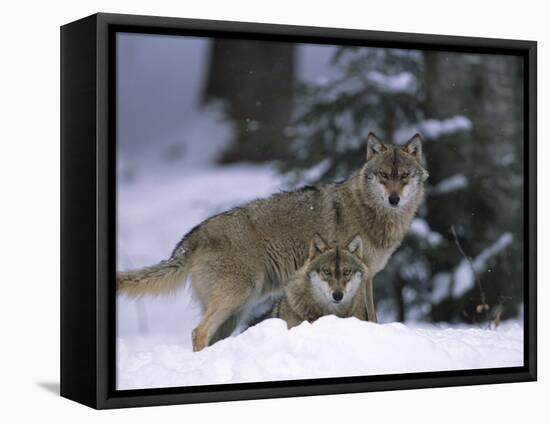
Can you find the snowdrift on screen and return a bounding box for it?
[117,316,523,389]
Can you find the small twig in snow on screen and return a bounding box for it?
[450,225,489,322]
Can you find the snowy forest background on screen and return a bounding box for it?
[116,33,524,338]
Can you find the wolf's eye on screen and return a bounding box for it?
[400,172,410,180]
[379,172,389,179]
[322,267,332,276]
[343,269,351,277]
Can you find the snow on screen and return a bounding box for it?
[323,75,365,102]
[315,71,417,105]
[452,233,514,298]
[420,116,473,139]
[432,174,468,195]
[453,260,476,299]
[366,71,417,94]
[430,272,452,303]
[117,316,523,389]
[394,116,473,144]
[410,218,443,246]
[290,158,333,185]
[474,233,514,271]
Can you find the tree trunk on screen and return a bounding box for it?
[203,39,295,163]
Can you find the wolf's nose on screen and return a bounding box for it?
[332,291,344,302]
[389,194,400,206]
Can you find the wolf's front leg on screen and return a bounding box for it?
[365,276,377,322]
[274,298,305,329]
[350,282,368,321]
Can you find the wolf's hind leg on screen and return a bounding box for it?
[191,283,253,352]
[209,312,242,346]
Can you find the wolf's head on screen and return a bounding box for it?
[305,233,367,306]
[359,133,429,209]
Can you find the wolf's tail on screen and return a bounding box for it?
[117,254,192,297]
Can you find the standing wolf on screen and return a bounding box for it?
[272,234,370,328]
[118,133,428,351]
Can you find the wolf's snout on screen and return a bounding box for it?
[332,290,344,302]
[389,194,400,206]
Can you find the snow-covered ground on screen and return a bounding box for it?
[118,317,523,389]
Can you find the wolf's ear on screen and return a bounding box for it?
[366,132,387,161]
[347,234,363,260]
[402,134,423,162]
[309,233,328,260]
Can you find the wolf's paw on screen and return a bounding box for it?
[192,328,207,352]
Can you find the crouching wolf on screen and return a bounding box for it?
[272,234,370,328]
[117,133,428,351]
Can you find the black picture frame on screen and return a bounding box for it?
[60,12,537,409]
